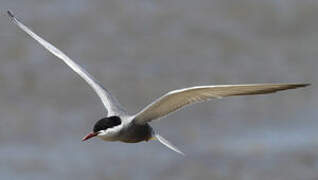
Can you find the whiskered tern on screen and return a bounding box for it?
[7,11,310,155]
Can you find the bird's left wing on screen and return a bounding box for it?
[7,11,126,116]
[133,83,309,124]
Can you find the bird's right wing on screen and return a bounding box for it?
[7,11,126,116]
[133,83,310,124]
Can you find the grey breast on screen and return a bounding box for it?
[119,123,153,143]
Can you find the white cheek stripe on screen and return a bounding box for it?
[105,123,123,134]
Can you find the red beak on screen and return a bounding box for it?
[82,132,98,141]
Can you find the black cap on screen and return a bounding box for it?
[93,116,121,133]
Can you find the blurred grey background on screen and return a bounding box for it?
[0,0,316,179]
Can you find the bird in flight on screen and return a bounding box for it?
[7,11,310,155]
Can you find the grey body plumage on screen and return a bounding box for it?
[118,123,153,143]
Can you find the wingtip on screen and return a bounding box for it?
[7,10,14,18]
[7,10,17,23]
[285,83,311,88]
[295,83,311,88]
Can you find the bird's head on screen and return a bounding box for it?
[82,116,121,141]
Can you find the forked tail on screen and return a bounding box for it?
[154,134,185,156]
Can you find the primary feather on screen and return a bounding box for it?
[7,11,126,116]
[133,84,310,124]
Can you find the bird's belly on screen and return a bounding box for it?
[118,124,153,143]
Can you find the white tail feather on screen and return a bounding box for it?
[154,134,185,155]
